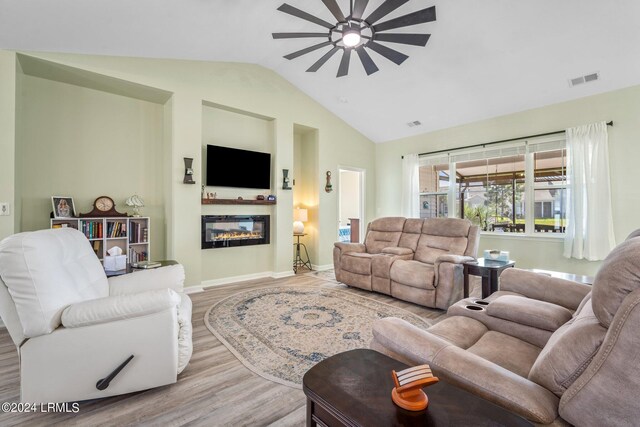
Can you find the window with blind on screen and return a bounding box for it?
[418,136,566,234]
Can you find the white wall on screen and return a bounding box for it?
[376,84,640,276]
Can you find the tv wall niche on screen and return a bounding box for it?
[206,144,271,189]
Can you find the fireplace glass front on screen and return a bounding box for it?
[201,215,270,249]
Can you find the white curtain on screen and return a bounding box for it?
[563,122,616,260]
[401,154,420,218]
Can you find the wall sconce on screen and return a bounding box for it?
[183,158,195,184]
[282,169,292,190]
[325,171,333,193]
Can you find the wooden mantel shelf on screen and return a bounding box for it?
[202,198,276,205]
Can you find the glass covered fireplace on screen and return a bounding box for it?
[201,215,270,249]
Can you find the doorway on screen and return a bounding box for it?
[338,167,365,243]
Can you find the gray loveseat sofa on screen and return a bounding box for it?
[371,230,640,426]
[333,217,480,310]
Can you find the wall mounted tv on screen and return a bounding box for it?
[206,145,271,189]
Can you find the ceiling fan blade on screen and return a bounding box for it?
[272,32,329,39]
[374,33,431,46]
[284,41,333,60]
[307,46,340,72]
[277,3,335,29]
[373,6,436,32]
[351,0,370,20]
[366,41,408,65]
[337,48,352,77]
[364,0,409,25]
[355,46,379,75]
[321,0,346,22]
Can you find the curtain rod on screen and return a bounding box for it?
[402,121,613,159]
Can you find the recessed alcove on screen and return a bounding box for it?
[14,54,172,260]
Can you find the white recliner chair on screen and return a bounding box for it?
[0,228,193,403]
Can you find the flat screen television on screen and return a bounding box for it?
[206,145,271,189]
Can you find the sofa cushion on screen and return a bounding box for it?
[342,252,373,275]
[468,331,542,378]
[592,236,640,327]
[364,217,405,254]
[487,295,573,332]
[0,228,109,338]
[528,296,607,396]
[427,316,488,349]
[423,218,471,237]
[414,234,470,265]
[390,260,435,289]
[398,218,423,251]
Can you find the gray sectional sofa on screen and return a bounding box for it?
[333,217,480,310]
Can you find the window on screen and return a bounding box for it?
[455,155,525,232]
[418,137,566,235]
[418,161,450,219]
[533,148,567,233]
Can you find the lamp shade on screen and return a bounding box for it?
[293,208,308,222]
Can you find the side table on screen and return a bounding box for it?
[463,258,516,299]
[303,349,532,427]
[293,233,313,273]
[105,260,178,277]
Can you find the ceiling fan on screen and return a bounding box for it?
[272,0,436,77]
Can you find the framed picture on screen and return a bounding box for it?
[52,196,76,219]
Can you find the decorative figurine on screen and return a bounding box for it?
[325,171,333,193]
[391,364,440,411]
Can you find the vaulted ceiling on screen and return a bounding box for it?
[1,0,639,142]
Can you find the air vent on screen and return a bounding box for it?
[569,72,600,87]
[407,120,422,127]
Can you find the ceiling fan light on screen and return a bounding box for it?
[342,28,361,47]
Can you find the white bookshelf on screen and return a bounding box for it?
[51,217,150,265]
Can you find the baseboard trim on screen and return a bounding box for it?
[184,286,204,294]
[311,264,333,271]
[272,270,295,279]
[201,270,294,288]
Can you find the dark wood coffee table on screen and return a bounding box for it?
[303,349,532,427]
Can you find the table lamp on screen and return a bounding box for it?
[293,208,308,234]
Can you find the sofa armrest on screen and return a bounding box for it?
[61,289,181,328]
[499,268,591,311]
[436,254,476,265]
[371,317,451,364]
[334,242,366,253]
[108,264,185,296]
[381,247,414,256]
[486,295,573,332]
[433,346,560,424]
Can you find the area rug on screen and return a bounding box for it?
[204,286,432,388]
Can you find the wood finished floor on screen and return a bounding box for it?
[0,274,480,427]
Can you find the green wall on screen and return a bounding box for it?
[3,50,377,286]
[200,105,274,282]
[0,51,16,239]
[16,74,166,260]
[375,84,640,276]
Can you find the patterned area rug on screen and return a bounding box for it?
[205,286,432,388]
